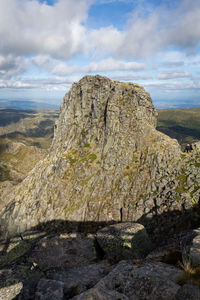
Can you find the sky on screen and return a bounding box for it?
[0,0,200,108]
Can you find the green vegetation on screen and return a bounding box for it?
[0,240,32,267]
[157,108,200,146]
[177,258,200,288]
[84,143,90,148]
[175,173,188,194]
[0,163,11,181]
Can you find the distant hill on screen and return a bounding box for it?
[0,100,60,110]
[157,107,200,148]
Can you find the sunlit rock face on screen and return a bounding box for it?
[0,75,199,239]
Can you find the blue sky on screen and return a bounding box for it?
[0,0,200,108]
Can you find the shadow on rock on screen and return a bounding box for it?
[0,206,200,299]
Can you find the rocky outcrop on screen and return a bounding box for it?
[73,260,182,300]
[0,75,199,240]
[96,222,153,261]
[0,227,200,299]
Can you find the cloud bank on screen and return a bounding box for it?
[0,0,199,107]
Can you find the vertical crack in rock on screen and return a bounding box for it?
[104,99,109,129]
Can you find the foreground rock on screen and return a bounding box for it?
[28,233,97,270]
[0,228,200,299]
[176,284,200,300]
[96,222,153,261]
[73,260,182,300]
[35,279,64,300]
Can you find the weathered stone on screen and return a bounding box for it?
[176,284,200,300]
[0,265,42,300]
[35,278,64,300]
[190,232,200,266]
[0,282,23,300]
[96,222,153,260]
[72,260,181,300]
[47,264,105,298]
[147,229,197,264]
[72,287,130,300]
[29,233,97,271]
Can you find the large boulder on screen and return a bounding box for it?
[96,222,153,260]
[176,284,200,300]
[73,287,130,300]
[47,264,105,298]
[35,279,64,300]
[28,233,97,271]
[73,260,182,300]
[190,229,200,266]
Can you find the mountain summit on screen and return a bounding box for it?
[0,75,199,239]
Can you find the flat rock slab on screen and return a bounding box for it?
[176,284,200,300]
[190,232,200,266]
[0,231,46,267]
[35,279,64,300]
[72,287,131,300]
[29,233,97,270]
[74,260,182,300]
[0,263,43,300]
[47,264,105,298]
[0,282,23,300]
[96,222,153,261]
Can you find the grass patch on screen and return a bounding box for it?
[0,164,11,181]
[177,261,200,288]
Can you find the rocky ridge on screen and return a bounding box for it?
[0,75,199,240]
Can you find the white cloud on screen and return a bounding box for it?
[0,0,200,107]
[32,56,146,76]
[0,0,91,59]
[89,0,200,59]
[157,70,191,80]
[0,75,81,90]
[109,72,152,81]
[144,80,200,91]
[83,58,146,73]
[0,55,28,79]
[1,0,200,61]
[162,61,185,67]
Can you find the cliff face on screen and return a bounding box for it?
[0,75,200,239]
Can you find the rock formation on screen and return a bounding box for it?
[0,75,199,239]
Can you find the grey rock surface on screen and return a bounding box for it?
[47,264,105,298]
[73,260,181,300]
[96,222,153,260]
[176,284,200,300]
[35,278,64,300]
[190,229,200,266]
[0,228,200,300]
[72,287,131,300]
[29,233,97,270]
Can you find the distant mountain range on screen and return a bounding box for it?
[0,100,60,110]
